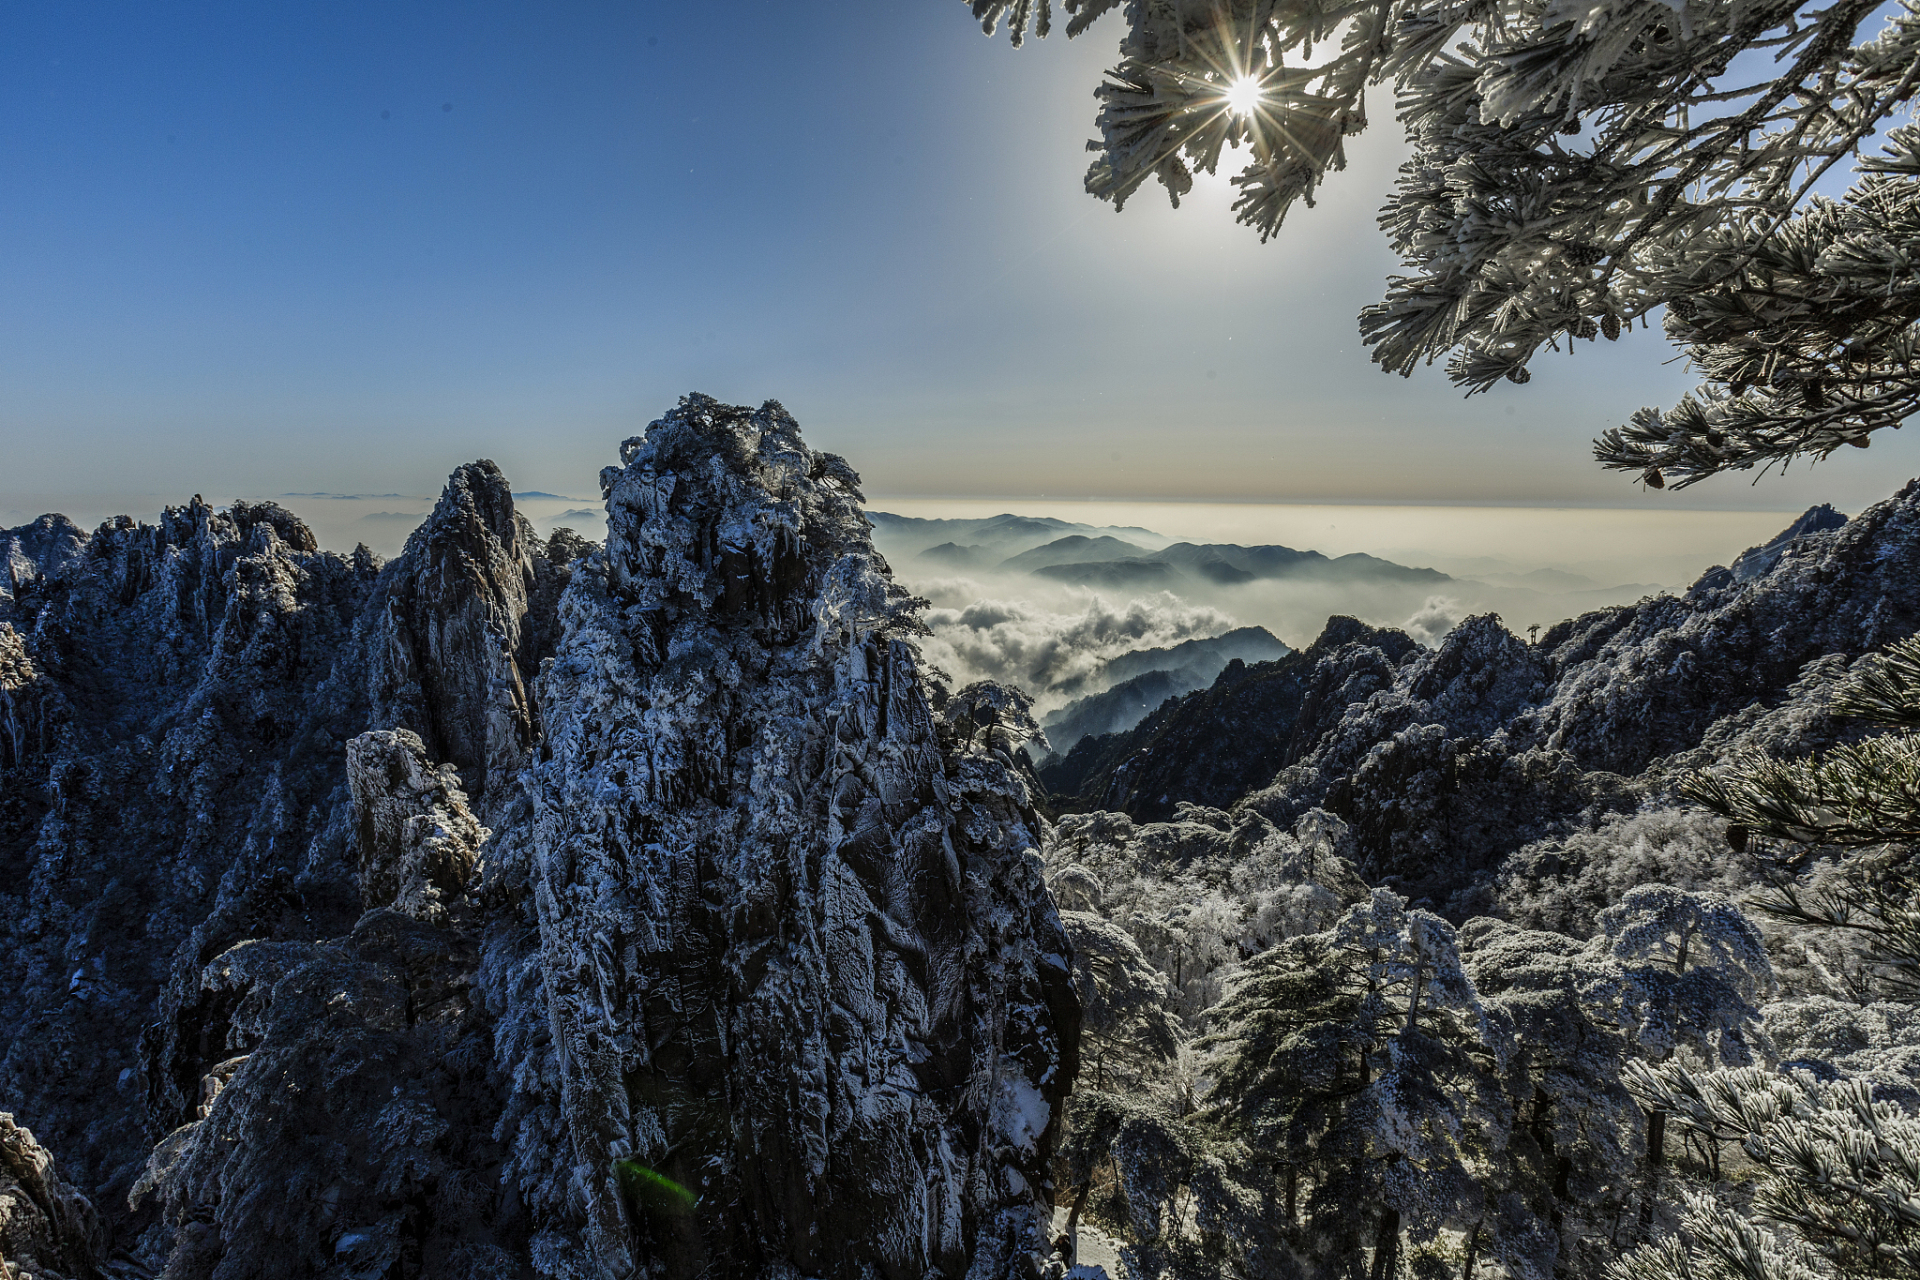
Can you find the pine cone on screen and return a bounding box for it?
[1643,467,1666,489]
[1506,365,1531,384]
[1601,314,1622,341]
[1573,317,1599,340]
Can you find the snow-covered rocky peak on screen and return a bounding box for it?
[0,397,1082,1278]
[371,459,546,803]
[1726,501,1848,583]
[600,394,894,637]
[501,394,1078,1277]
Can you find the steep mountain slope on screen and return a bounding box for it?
[1077,627,1290,694]
[1040,618,1420,819]
[498,398,1077,1278]
[1039,627,1291,753]
[0,396,1079,1279]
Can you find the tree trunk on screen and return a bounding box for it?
[1461,1221,1481,1280]
[1369,1206,1401,1280]
[1064,1178,1092,1267]
[1285,1166,1298,1228]
[1639,1107,1667,1230]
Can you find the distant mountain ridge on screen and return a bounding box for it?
[1038,499,1907,913]
[997,534,1152,573]
[1033,540,1453,589]
[1040,625,1292,752]
[866,511,1164,558]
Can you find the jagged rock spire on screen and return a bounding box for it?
[514,395,1078,1279]
[371,460,542,801]
[0,1114,102,1280]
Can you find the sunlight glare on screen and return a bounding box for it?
[1224,74,1262,116]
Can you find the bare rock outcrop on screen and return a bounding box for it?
[371,461,545,802]
[497,395,1078,1279]
[0,1113,102,1279]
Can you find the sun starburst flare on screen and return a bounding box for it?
[1223,74,1262,117]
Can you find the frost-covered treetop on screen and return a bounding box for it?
[1595,885,1773,997]
[960,0,1920,486]
[1583,885,1776,1064]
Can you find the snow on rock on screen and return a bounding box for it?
[992,1073,1052,1159]
[1051,485,1920,912]
[0,408,1084,1276]
[502,394,1078,1278]
[0,624,56,772]
[0,494,386,1269]
[346,727,488,922]
[1726,502,1847,583]
[0,515,87,625]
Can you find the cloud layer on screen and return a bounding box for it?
[917,588,1237,711]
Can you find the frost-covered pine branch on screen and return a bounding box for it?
[1689,634,1920,996]
[1690,635,1920,846]
[959,0,1920,486]
[1613,1063,1920,1279]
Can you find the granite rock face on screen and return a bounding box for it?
[0,496,384,1275]
[496,396,1077,1279]
[0,1114,102,1280]
[0,396,1079,1279]
[346,728,489,923]
[370,461,549,802]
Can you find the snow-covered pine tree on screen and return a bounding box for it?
[1462,919,1646,1277]
[1058,908,1184,1091]
[1195,929,1384,1273]
[1200,889,1511,1280]
[957,0,1920,486]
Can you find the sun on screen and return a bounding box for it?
[1223,74,1262,116]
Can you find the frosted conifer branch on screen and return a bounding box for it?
[1617,1064,1920,1279]
[961,0,1920,485]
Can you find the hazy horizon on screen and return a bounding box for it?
[2,485,1830,690]
[0,487,1815,582]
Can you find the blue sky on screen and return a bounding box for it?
[4,0,1916,511]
